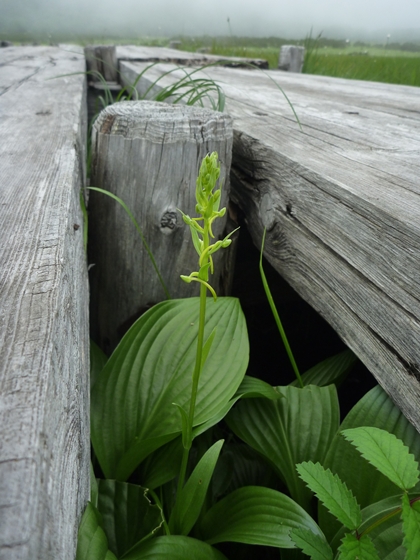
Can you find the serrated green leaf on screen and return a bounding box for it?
[169,440,224,535]
[330,494,406,557]
[342,427,419,491]
[337,533,380,560]
[91,297,248,480]
[226,384,339,511]
[76,502,117,560]
[290,528,333,560]
[96,480,163,558]
[123,535,228,559]
[319,385,420,543]
[296,462,361,530]
[289,350,357,388]
[199,486,324,548]
[401,493,420,559]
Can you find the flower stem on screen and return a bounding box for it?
[177,281,208,494]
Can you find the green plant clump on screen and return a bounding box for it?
[78,153,420,560]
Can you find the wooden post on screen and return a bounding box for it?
[278,45,305,72]
[84,45,118,82]
[89,101,233,353]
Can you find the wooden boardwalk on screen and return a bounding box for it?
[119,55,420,431]
[0,43,419,558]
[0,46,89,559]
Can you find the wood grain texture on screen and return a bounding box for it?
[0,46,89,560]
[116,45,269,69]
[85,45,118,82]
[89,101,233,353]
[118,60,420,429]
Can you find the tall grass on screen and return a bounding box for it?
[303,54,420,86]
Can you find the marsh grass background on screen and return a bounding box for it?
[3,31,419,86]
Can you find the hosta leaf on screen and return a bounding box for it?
[212,443,275,500]
[96,480,163,558]
[199,486,324,548]
[226,384,339,511]
[76,502,117,560]
[140,437,184,490]
[91,463,98,507]
[235,376,283,400]
[90,340,108,389]
[319,385,420,542]
[337,533,380,560]
[401,493,420,559]
[169,440,224,535]
[342,427,419,491]
[289,350,357,388]
[296,462,361,530]
[91,297,248,480]
[122,535,228,559]
[290,528,333,560]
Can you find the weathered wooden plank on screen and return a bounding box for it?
[0,46,89,559]
[116,45,268,69]
[119,60,420,429]
[89,101,233,353]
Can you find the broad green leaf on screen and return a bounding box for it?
[169,440,224,535]
[140,437,184,490]
[330,495,408,558]
[401,493,420,559]
[96,480,163,558]
[235,376,283,400]
[290,528,333,560]
[337,533,380,560]
[212,443,275,500]
[342,427,419,491]
[191,377,283,441]
[173,403,190,449]
[319,385,420,542]
[296,462,361,530]
[91,297,248,480]
[226,384,339,511]
[76,502,117,560]
[90,340,107,389]
[91,463,99,507]
[289,350,357,388]
[122,535,228,559]
[199,486,324,548]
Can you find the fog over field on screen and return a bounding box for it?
[2,0,420,41]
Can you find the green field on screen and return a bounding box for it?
[2,31,419,87]
[176,36,420,87]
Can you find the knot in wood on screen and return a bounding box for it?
[160,210,177,233]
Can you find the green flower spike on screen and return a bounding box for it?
[180,152,237,300]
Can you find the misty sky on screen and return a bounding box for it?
[3,0,420,40]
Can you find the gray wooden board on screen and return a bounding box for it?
[119,60,420,429]
[0,46,89,559]
[116,45,268,68]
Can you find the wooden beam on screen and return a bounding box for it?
[116,45,269,69]
[118,60,420,429]
[0,46,89,559]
